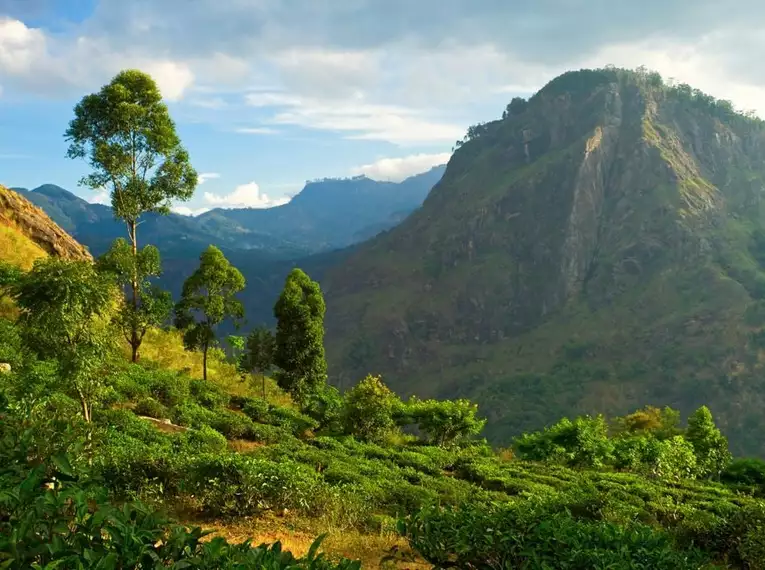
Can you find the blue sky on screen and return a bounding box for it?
[2,1,765,215]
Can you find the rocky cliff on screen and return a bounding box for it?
[322,68,765,455]
[0,184,92,264]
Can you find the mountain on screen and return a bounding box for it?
[195,166,446,251]
[11,186,307,259]
[0,184,91,267]
[12,166,444,260]
[320,67,765,456]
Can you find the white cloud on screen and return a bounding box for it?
[351,152,451,182]
[235,127,279,135]
[88,189,110,205]
[172,205,211,216]
[0,17,46,75]
[140,60,194,101]
[203,182,291,209]
[197,172,221,184]
[256,95,463,145]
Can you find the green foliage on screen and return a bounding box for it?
[242,325,275,399]
[97,238,173,360]
[64,69,197,223]
[613,405,682,440]
[188,453,322,516]
[343,375,400,443]
[0,260,21,303]
[0,403,359,569]
[515,415,614,468]
[502,96,528,119]
[174,245,246,381]
[133,396,169,419]
[686,406,732,478]
[722,458,765,490]
[65,69,196,365]
[273,268,327,405]
[10,258,117,422]
[304,383,344,433]
[398,397,487,447]
[399,501,716,570]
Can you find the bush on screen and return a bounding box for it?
[180,425,228,453]
[400,501,715,570]
[241,397,269,422]
[188,453,321,516]
[208,409,257,439]
[722,458,765,489]
[190,378,230,409]
[94,409,170,445]
[171,401,217,429]
[515,415,614,468]
[96,433,180,499]
[342,375,400,443]
[398,397,486,446]
[268,405,319,436]
[134,397,169,419]
[147,370,190,408]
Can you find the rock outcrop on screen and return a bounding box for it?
[0,185,92,261]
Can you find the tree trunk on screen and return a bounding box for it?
[80,396,90,423]
[203,344,208,381]
[130,219,141,363]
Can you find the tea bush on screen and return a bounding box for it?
[188,453,322,516]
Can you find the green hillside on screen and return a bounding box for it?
[322,67,765,456]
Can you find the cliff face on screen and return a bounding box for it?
[0,185,92,264]
[322,69,765,455]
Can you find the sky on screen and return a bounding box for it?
[1,1,765,216]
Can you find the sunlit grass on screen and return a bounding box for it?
[0,223,47,270]
[188,514,429,569]
[138,327,292,407]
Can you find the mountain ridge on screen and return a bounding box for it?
[12,165,445,258]
[320,67,765,455]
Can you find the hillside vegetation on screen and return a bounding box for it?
[6,67,765,569]
[322,66,765,456]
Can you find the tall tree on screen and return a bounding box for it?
[174,246,245,381]
[242,326,275,400]
[65,69,197,362]
[97,238,173,361]
[686,406,732,479]
[273,268,327,405]
[10,258,117,422]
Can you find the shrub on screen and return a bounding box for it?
[94,409,170,445]
[134,397,169,419]
[188,453,321,516]
[400,501,715,570]
[190,378,230,409]
[171,401,217,429]
[722,458,765,489]
[398,397,486,446]
[242,397,270,422]
[268,405,319,436]
[515,415,614,468]
[180,425,228,453]
[147,370,190,408]
[342,375,399,443]
[96,433,180,499]
[208,409,256,439]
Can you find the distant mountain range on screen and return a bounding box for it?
[10,165,445,259]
